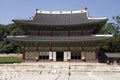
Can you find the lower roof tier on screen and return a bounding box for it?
[7,35,113,42]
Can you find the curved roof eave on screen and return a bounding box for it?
[13,19,107,26]
[7,35,113,42]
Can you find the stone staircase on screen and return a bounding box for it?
[0,62,120,80]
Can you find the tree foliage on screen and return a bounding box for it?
[113,16,120,34]
[99,23,116,34]
[0,23,23,53]
[99,15,120,53]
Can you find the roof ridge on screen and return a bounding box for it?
[36,9,88,14]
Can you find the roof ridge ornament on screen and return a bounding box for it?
[36,9,88,14]
[84,7,88,10]
[36,9,39,11]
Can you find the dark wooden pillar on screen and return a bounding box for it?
[30,31,32,36]
[68,42,70,51]
[36,41,38,50]
[68,30,70,36]
[95,46,99,62]
[23,46,26,60]
[51,31,53,36]
[81,30,83,36]
[50,42,52,51]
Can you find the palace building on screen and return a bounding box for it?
[7,9,113,62]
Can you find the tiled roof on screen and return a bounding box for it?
[7,35,112,42]
[105,53,120,58]
[13,10,107,26]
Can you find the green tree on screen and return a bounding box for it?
[6,23,24,35]
[99,16,120,53]
[0,24,9,41]
[99,23,116,34]
[112,16,120,52]
[113,16,120,34]
[0,23,23,53]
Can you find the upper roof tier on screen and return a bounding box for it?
[13,9,108,26]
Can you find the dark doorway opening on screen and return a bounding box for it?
[39,52,49,61]
[56,52,64,61]
[71,52,81,60]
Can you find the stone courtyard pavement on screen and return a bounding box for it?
[0,62,120,80]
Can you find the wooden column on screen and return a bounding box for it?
[50,42,52,51]
[68,30,70,36]
[81,30,83,36]
[51,31,53,36]
[68,42,70,51]
[36,41,38,50]
[30,31,32,36]
[23,46,26,60]
[95,46,99,62]
[39,31,41,36]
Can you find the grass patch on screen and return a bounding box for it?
[0,57,22,63]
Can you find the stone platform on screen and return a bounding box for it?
[0,62,120,80]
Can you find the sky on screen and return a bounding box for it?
[0,0,120,24]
